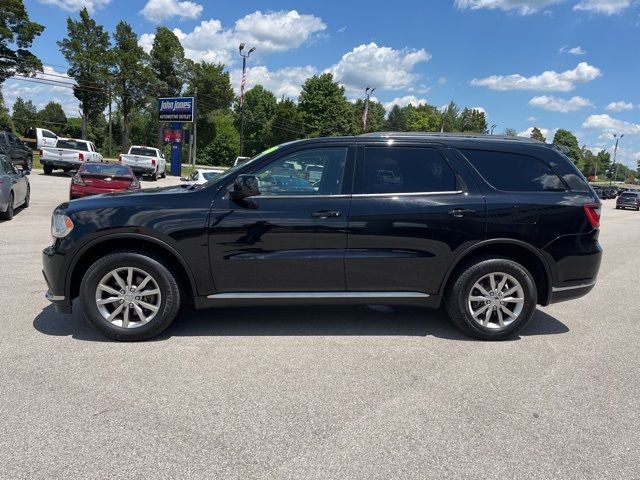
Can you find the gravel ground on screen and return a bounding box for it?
[0,170,638,479]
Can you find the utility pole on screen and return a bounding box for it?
[108,90,112,158]
[192,87,197,166]
[610,133,624,185]
[363,86,375,132]
[238,43,256,157]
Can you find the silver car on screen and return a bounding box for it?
[180,168,225,185]
[0,155,30,220]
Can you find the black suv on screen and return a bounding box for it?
[0,130,33,170]
[43,133,602,341]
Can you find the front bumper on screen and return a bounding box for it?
[43,245,73,314]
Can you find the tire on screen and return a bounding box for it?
[24,156,33,171]
[43,165,53,175]
[445,256,537,341]
[161,169,166,179]
[1,192,14,220]
[151,170,158,181]
[79,251,182,341]
[23,185,30,209]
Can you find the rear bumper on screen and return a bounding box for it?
[548,281,596,305]
[42,159,81,169]
[128,165,156,175]
[70,185,134,198]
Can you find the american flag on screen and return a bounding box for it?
[240,70,247,107]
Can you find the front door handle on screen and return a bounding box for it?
[448,208,476,218]
[311,210,341,219]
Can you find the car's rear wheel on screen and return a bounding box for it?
[151,170,158,181]
[1,192,14,220]
[24,156,33,171]
[43,165,53,175]
[445,257,537,340]
[80,251,181,341]
[23,185,30,208]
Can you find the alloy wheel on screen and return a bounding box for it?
[467,272,525,330]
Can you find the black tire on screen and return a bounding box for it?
[445,256,537,341]
[79,251,181,341]
[43,165,53,175]
[1,192,14,220]
[23,185,30,208]
[160,168,166,179]
[24,156,33,171]
[151,170,158,181]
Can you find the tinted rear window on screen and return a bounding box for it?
[82,163,132,176]
[621,192,639,198]
[460,149,566,192]
[362,147,456,194]
[130,148,157,157]
[56,140,89,151]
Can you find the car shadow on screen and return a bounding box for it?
[33,302,568,343]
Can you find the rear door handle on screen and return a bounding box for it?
[311,210,341,219]
[448,208,476,218]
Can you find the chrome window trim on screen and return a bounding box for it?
[352,190,464,198]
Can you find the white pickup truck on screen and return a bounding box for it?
[40,138,103,174]
[118,146,167,180]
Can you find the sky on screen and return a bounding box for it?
[4,0,640,167]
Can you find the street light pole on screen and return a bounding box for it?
[238,43,256,157]
[610,133,624,185]
[490,124,497,135]
[363,86,375,132]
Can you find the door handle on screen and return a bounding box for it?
[311,210,341,219]
[448,208,476,218]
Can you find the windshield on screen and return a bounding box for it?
[203,171,223,180]
[129,147,157,157]
[56,139,89,151]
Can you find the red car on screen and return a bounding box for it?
[70,162,140,199]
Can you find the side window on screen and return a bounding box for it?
[0,157,6,175]
[7,133,17,145]
[460,149,566,192]
[361,147,456,194]
[2,157,16,174]
[255,147,348,196]
[43,130,56,139]
[190,171,198,181]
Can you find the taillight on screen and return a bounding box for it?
[583,203,601,229]
[71,174,85,186]
[118,155,122,162]
[79,153,85,161]
[151,159,156,166]
[39,149,43,157]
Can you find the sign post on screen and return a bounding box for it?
[158,96,195,176]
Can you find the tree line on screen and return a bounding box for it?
[0,1,636,180]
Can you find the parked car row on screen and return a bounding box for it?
[0,154,30,221]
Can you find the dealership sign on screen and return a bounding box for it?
[158,97,194,122]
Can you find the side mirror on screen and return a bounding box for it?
[180,176,188,181]
[230,174,261,201]
[22,169,30,176]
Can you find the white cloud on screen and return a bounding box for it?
[529,95,593,112]
[454,0,561,14]
[140,0,203,23]
[527,116,538,122]
[574,0,631,14]
[471,62,601,92]
[606,101,635,111]
[139,33,155,54]
[559,45,586,55]
[582,114,640,135]
[437,76,448,85]
[230,65,317,100]
[383,95,428,111]
[140,10,327,65]
[37,0,111,12]
[327,42,431,92]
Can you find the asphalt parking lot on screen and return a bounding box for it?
[1,170,638,479]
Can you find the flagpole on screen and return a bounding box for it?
[238,43,255,157]
[363,86,375,132]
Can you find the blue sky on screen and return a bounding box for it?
[4,0,640,167]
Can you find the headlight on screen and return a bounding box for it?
[51,212,74,238]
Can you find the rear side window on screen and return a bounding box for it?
[460,149,565,192]
[361,147,456,194]
[42,130,56,139]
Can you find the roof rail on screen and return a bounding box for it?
[357,131,544,143]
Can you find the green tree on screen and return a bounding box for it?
[581,146,597,176]
[37,101,67,132]
[266,98,304,147]
[385,104,409,131]
[185,61,234,116]
[405,104,441,132]
[112,21,151,152]
[234,85,277,156]
[352,99,385,134]
[0,92,15,132]
[503,127,517,137]
[58,7,112,140]
[530,127,546,143]
[459,108,488,133]
[596,150,611,178]
[149,26,185,147]
[441,101,460,132]
[0,0,44,84]
[11,97,37,134]
[298,73,352,137]
[553,129,584,170]
[199,112,239,166]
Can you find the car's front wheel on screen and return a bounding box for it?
[445,257,537,340]
[80,251,181,341]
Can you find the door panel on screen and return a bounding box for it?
[346,145,486,294]
[208,145,354,293]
